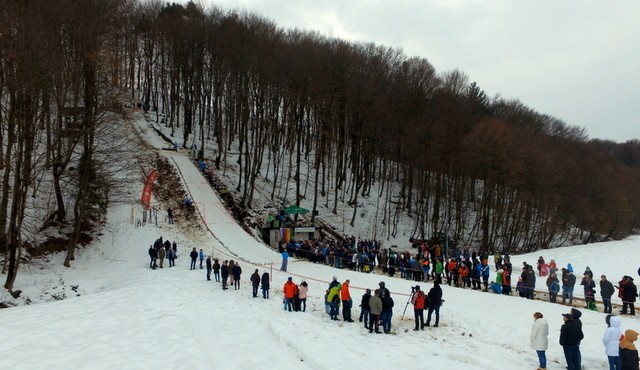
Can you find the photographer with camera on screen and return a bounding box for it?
[412,285,426,331]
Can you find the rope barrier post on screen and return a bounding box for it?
[270,263,273,282]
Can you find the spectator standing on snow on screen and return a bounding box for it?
[298,281,308,312]
[167,208,174,224]
[232,262,242,290]
[559,309,584,370]
[327,280,341,320]
[261,271,270,298]
[602,314,622,370]
[205,256,212,281]
[167,247,175,267]
[620,329,639,370]
[212,259,220,282]
[157,245,165,268]
[283,277,297,312]
[359,289,372,329]
[426,281,443,327]
[600,275,615,314]
[412,285,426,331]
[189,248,198,270]
[280,250,289,272]
[198,249,205,269]
[481,260,491,292]
[547,272,560,303]
[341,279,354,322]
[368,289,383,334]
[228,260,235,286]
[220,260,229,290]
[621,276,638,316]
[562,268,576,305]
[148,245,157,269]
[581,273,597,311]
[530,311,549,370]
[380,290,394,334]
[250,269,260,298]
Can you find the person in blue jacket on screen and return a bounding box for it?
[198,249,205,269]
[481,261,490,292]
[280,250,289,272]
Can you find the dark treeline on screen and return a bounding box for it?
[2,0,640,290]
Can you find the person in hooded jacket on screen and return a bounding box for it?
[559,308,584,370]
[602,314,622,370]
[620,329,639,370]
[380,290,394,334]
[530,312,549,370]
[547,272,560,303]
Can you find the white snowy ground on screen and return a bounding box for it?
[1,112,639,370]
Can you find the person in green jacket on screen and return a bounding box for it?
[326,283,342,321]
[434,259,444,284]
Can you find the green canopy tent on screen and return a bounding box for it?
[284,205,310,215]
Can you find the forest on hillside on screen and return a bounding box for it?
[1,0,640,290]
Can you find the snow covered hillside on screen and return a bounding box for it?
[0,109,639,370]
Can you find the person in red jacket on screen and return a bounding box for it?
[412,285,426,331]
[341,279,354,322]
[283,277,297,312]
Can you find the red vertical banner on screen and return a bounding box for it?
[141,169,158,209]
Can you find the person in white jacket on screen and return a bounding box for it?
[602,314,622,370]
[530,311,549,370]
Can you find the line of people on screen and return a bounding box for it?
[530,307,639,370]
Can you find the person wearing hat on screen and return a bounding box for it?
[621,276,638,316]
[600,275,615,314]
[620,329,639,370]
[412,285,426,331]
[559,309,584,370]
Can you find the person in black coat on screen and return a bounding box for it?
[250,269,261,298]
[559,309,584,370]
[426,281,443,327]
[220,260,229,290]
[205,256,212,281]
[232,262,242,290]
[148,245,157,269]
[600,275,615,314]
[622,276,638,316]
[359,289,372,329]
[261,271,270,299]
[212,259,220,282]
[620,329,639,370]
[189,248,198,270]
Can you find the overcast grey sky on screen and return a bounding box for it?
[213,0,640,143]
